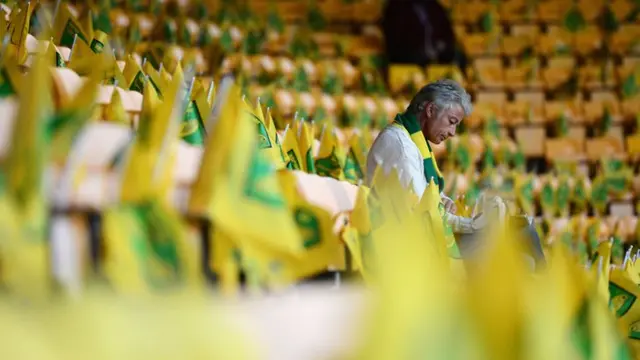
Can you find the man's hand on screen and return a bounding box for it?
[441,194,457,214]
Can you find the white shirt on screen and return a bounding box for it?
[366,125,428,197]
[366,124,474,234]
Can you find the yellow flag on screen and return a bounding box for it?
[297,121,316,173]
[590,240,612,304]
[345,185,373,279]
[53,4,91,48]
[119,63,189,203]
[357,168,452,360]
[0,50,54,301]
[144,60,164,96]
[260,170,343,283]
[315,123,345,180]
[265,107,288,169]
[281,124,302,170]
[8,1,33,64]
[609,266,640,335]
[103,88,130,124]
[466,221,531,360]
[209,89,303,257]
[123,54,146,92]
[49,67,102,164]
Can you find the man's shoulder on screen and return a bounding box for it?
[372,124,410,147]
[370,125,418,155]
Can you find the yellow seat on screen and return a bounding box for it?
[611,0,634,21]
[610,25,640,55]
[471,57,505,88]
[537,26,573,56]
[574,26,603,56]
[388,64,424,94]
[463,33,501,57]
[504,59,542,90]
[585,137,626,162]
[451,0,489,23]
[577,0,605,22]
[617,56,640,82]
[425,65,466,87]
[500,0,537,23]
[545,138,585,163]
[250,0,306,22]
[515,126,546,157]
[621,96,640,118]
[578,61,615,90]
[582,91,621,124]
[537,1,573,23]
[507,91,545,125]
[353,1,383,23]
[626,135,640,158]
[544,96,584,124]
[542,56,576,91]
[470,94,507,129]
[501,34,534,57]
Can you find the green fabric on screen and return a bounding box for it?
[307,2,326,31]
[292,67,309,91]
[0,69,15,98]
[622,72,637,99]
[93,7,112,35]
[343,148,363,183]
[591,177,609,212]
[601,5,619,33]
[557,112,570,137]
[267,5,284,33]
[564,5,586,33]
[556,178,571,212]
[484,114,500,139]
[181,101,206,145]
[315,149,342,179]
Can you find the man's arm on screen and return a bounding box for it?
[443,212,474,234]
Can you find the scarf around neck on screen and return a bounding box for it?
[392,112,445,193]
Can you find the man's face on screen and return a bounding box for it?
[421,102,464,144]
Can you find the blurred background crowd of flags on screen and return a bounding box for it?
[1,0,640,359]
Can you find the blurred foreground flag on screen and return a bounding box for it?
[0,50,53,301]
[0,294,258,360]
[193,85,302,257]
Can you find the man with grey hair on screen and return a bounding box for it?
[366,79,545,264]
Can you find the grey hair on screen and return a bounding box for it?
[407,79,473,117]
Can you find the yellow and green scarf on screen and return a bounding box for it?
[392,112,460,258]
[392,112,445,192]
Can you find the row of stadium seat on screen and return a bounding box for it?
[446,0,637,25]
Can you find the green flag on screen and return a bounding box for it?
[292,66,310,91]
[591,176,608,214]
[557,112,570,137]
[308,0,326,31]
[267,2,284,33]
[484,114,500,139]
[563,5,586,33]
[600,5,619,34]
[573,176,589,213]
[622,71,637,99]
[540,181,556,215]
[556,177,571,215]
[343,148,363,184]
